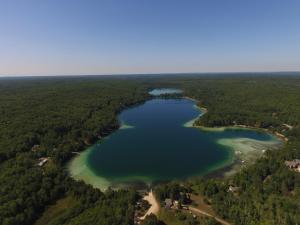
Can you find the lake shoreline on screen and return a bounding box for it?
[65,97,150,191]
[185,96,285,178]
[183,95,287,142]
[67,92,284,190]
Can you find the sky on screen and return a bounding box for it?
[0,0,300,76]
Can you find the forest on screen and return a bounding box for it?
[0,76,149,225]
[0,74,300,225]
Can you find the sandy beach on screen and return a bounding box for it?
[217,137,282,177]
[140,190,160,220]
[66,146,111,190]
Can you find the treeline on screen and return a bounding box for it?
[0,155,67,225]
[55,182,139,225]
[148,75,300,224]
[32,179,139,225]
[0,77,149,225]
[145,75,300,134]
[0,77,149,164]
[188,77,300,134]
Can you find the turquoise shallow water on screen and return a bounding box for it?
[69,97,280,189]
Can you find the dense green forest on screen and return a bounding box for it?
[143,75,300,132]
[0,74,300,225]
[0,77,149,225]
[148,75,300,225]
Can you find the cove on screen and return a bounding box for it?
[68,93,281,190]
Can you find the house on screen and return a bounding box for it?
[173,200,180,209]
[182,205,189,210]
[282,123,293,130]
[165,198,173,208]
[285,159,300,172]
[31,144,40,152]
[228,185,240,193]
[37,157,49,167]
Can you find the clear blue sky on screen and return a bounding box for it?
[1,0,300,75]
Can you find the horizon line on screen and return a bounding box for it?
[0,70,300,78]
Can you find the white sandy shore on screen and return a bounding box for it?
[217,137,282,177]
[120,121,134,129]
[183,103,206,127]
[217,137,281,155]
[66,146,111,190]
[67,143,154,190]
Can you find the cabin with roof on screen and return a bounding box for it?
[164,198,173,208]
[228,185,240,193]
[37,157,49,167]
[285,159,300,172]
[31,144,40,152]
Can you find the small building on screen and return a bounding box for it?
[31,144,40,152]
[165,198,173,208]
[37,157,49,167]
[282,123,293,130]
[182,205,189,210]
[285,159,300,172]
[228,185,240,193]
[173,200,180,209]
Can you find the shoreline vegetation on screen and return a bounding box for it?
[184,95,288,141]
[0,78,153,225]
[184,95,284,177]
[195,123,285,175]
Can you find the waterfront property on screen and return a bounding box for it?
[37,157,49,167]
[285,159,300,172]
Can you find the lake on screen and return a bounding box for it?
[68,90,281,190]
[148,88,183,96]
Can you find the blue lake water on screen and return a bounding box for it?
[68,96,281,189]
[149,88,182,96]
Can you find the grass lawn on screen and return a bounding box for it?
[34,195,78,225]
[190,194,216,216]
[158,208,187,225]
[157,194,229,225]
